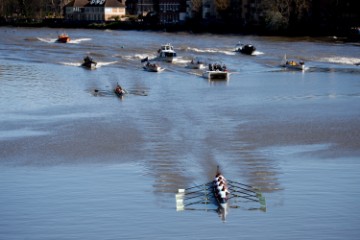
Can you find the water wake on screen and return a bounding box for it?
[318,56,360,65]
[186,47,236,56]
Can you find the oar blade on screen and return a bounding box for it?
[175,193,185,211]
[178,189,185,193]
[259,196,266,206]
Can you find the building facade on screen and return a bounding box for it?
[64,0,126,21]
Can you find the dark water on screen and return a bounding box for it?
[0,27,360,239]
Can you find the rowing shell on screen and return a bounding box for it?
[175,167,266,220]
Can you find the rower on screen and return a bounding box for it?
[215,177,223,185]
[215,175,223,182]
[219,189,227,199]
[217,182,224,192]
[223,186,230,195]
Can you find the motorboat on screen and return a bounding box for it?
[57,33,70,43]
[81,56,97,70]
[235,42,256,55]
[281,54,305,71]
[186,58,205,69]
[143,61,164,72]
[202,63,229,80]
[157,43,177,63]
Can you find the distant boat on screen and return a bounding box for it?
[186,58,205,69]
[157,43,177,63]
[57,33,70,43]
[143,61,164,72]
[235,42,256,55]
[81,56,97,70]
[202,63,229,80]
[114,84,126,98]
[281,54,305,71]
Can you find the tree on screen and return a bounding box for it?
[215,0,230,11]
[191,0,203,19]
[262,0,311,31]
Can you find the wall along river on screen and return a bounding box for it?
[0,27,360,239]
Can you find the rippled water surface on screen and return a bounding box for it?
[0,27,360,239]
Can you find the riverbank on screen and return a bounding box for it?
[1,17,359,41]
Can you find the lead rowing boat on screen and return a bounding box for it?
[212,167,229,208]
[175,166,266,221]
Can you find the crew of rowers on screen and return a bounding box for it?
[213,173,230,201]
[208,63,227,71]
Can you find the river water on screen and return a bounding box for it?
[0,27,360,239]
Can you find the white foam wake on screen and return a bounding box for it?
[318,56,360,65]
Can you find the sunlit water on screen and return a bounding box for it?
[0,27,360,239]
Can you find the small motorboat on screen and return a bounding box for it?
[114,84,126,98]
[202,63,229,80]
[281,54,305,71]
[235,42,256,55]
[82,56,97,70]
[157,43,177,63]
[57,33,70,43]
[143,61,164,72]
[186,58,205,69]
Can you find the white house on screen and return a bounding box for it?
[64,0,126,21]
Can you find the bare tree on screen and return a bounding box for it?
[262,0,310,31]
[191,0,203,19]
[215,0,230,11]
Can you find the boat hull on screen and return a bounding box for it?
[187,63,204,69]
[236,44,256,55]
[283,63,305,71]
[143,65,164,72]
[57,36,70,43]
[203,71,229,80]
[82,62,97,70]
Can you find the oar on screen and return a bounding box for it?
[228,184,259,195]
[183,182,213,191]
[184,198,214,207]
[182,192,212,201]
[229,193,260,203]
[227,180,259,190]
[228,188,260,198]
[184,186,213,196]
[230,193,266,206]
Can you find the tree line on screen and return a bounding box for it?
[1,0,359,36]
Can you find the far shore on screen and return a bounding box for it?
[1,18,359,42]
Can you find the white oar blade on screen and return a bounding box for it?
[178,189,185,193]
[175,193,185,200]
[176,194,185,211]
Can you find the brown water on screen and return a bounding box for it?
[0,27,360,239]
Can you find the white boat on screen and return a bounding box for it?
[143,61,164,72]
[186,58,205,69]
[157,43,177,63]
[281,54,305,71]
[203,63,229,80]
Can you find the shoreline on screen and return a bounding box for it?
[1,18,359,41]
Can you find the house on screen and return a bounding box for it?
[64,0,126,21]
